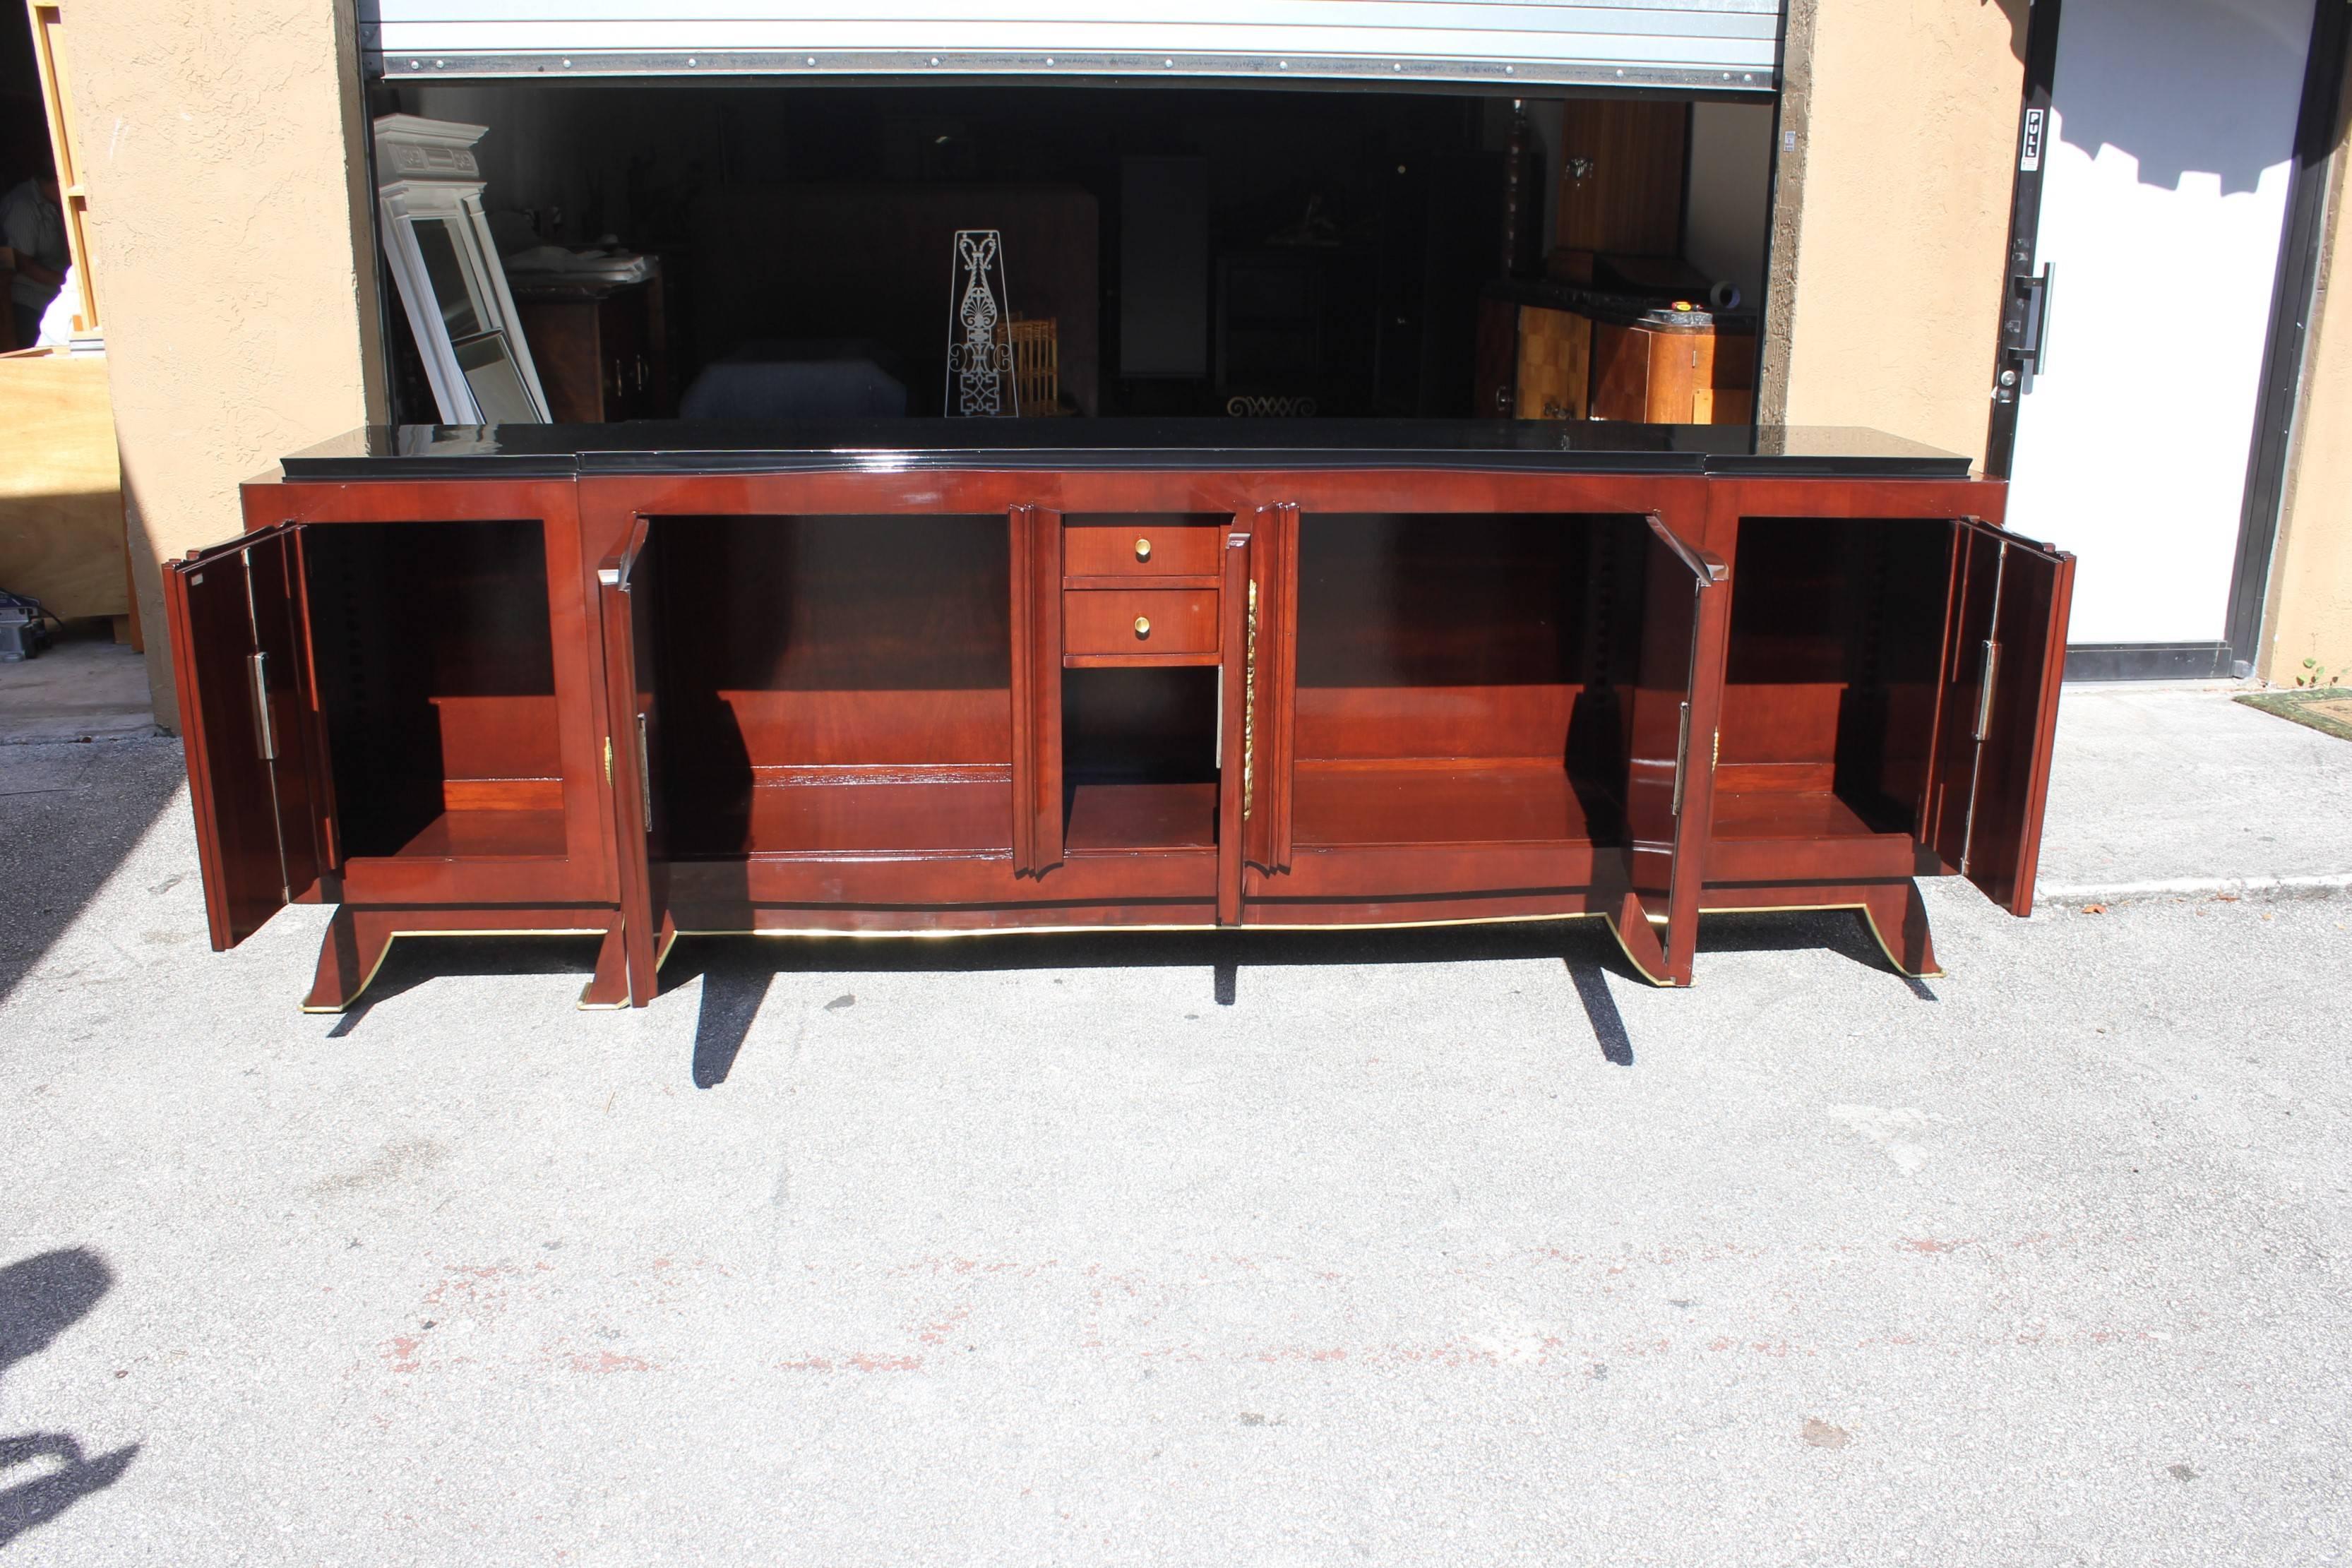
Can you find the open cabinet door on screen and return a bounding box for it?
[1932,521,2077,916]
[1618,514,1728,985]
[1009,504,1064,876]
[164,526,329,950]
[597,517,665,1004]
[1241,504,1299,881]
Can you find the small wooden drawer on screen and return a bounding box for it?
[1064,522,1222,580]
[1063,588,1220,660]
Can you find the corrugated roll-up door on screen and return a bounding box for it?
[366,1,1782,91]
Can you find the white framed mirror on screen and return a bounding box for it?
[373,114,549,426]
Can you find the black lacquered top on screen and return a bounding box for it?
[274,420,1974,481]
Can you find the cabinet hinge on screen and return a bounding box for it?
[1241,580,1258,820]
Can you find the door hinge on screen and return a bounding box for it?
[603,736,612,784]
[247,651,277,761]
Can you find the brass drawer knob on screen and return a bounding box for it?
[1134,537,1152,561]
[1133,616,1151,638]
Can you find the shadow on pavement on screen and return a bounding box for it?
[659,918,1658,1082]
[322,934,609,1037]
[1697,907,1940,999]
[0,1249,138,1550]
[0,738,186,1009]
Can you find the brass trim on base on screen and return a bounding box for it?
[662,906,1682,986]
[1601,914,1676,988]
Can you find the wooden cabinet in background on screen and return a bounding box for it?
[1479,293,1750,424]
[1472,300,1593,420]
[1557,100,1688,258]
[512,275,670,423]
[1589,318,1757,425]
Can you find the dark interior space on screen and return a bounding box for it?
[304,519,563,859]
[1063,665,1221,853]
[1292,512,1652,849]
[0,4,47,188]
[1,1,58,352]
[643,513,1015,858]
[377,78,1774,431]
[1716,516,1957,842]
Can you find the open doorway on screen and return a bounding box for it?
[371,76,1778,433]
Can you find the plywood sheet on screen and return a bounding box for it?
[0,349,126,619]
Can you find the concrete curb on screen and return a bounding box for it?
[2036,872,2352,906]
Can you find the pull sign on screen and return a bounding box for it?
[2019,107,2044,172]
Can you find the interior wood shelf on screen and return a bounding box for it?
[1707,789,1911,844]
[678,776,1015,858]
[1065,781,1217,854]
[381,807,569,861]
[1292,760,1612,849]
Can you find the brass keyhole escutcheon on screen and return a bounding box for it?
[1133,616,1151,638]
[1134,537,1152,561]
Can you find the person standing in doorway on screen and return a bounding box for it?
[2,172,69,346]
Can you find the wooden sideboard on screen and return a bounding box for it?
[164,422,2071,1010]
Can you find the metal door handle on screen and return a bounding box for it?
[2022,262,2055,375]
[1973,640,2002,742]
[247,651,277,761]
[2005,263,2055,393]
[1671,699,1691,817]
[635,712,653,832]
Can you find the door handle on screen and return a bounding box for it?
[1973,640,2002,743]
[247,651,277,761]
[635,712,653,832]
[1671,699,1691,817]
[2005,263,2055,392]
[1242,580,1258,821]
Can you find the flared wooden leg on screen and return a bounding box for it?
[303,907,395,1013]
[1604,889,1685,988]
[578,923,632,1010]
[1859,881,1943,978]
[616,909,673,1009]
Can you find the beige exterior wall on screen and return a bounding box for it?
[2261,34,2352,686]
[56,0,384,729]
[1767,0,2027,469]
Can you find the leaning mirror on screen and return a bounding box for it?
[373,114,548,425]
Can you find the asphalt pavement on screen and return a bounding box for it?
[1,683,2346,1564]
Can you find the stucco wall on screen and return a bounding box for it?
[57,0,383,729]
[2260,29,2352,686]
[1772,0,2027,469]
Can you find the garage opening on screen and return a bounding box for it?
[367,76,1777,431]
